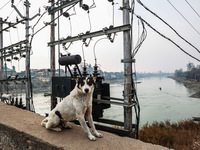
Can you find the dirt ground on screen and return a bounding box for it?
[0,102,169,150]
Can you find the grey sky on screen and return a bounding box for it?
[1,0,200,73]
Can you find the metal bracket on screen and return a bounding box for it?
[121,58,135,63]
[48,24,131,47]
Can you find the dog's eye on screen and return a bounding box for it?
[80,79,86,86]
[87,79,93,86]
[81,82,85,86]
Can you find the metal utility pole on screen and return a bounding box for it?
[11,0,39,111]
[24,0,31,110]
[49,0,57,110]
[123,0,133,131]
[0,18,4,96]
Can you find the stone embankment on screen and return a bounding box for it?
[170,76,200,98]
[0,102,169,150]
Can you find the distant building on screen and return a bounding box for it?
[3,64,16,78]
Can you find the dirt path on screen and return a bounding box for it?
[0,102,170,150]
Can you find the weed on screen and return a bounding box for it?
[139,120,200,150]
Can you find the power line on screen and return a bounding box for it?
[136,0,200,54]
[0,0,11,12]
[185,0,200,19]
[7,0,23,20]
[166,0,200,36]
[30,2,78,46]
[136,15,200,62]
[132,18,147,57]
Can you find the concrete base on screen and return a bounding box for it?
[0,102,169,150]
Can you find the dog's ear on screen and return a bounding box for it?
[93,76,97,83]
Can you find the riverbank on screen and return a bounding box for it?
[169,76,200,98]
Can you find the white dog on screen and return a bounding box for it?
[41,76,102,141]
[1,94,12,103]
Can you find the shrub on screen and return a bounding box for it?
[139,120,200,150]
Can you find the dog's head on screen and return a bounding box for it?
[75,76,96,94]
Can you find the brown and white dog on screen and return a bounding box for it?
[41,76,102,141]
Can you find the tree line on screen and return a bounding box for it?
[174,62,200,81]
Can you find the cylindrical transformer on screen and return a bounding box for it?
[59,55,82,66]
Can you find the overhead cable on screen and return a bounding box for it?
[132,18,147,57]
[31,2,78,43]
[167,0,200,36]
[0,0,11,12]
[136,15,200,62]
[136,0,200,54]
[7,0,23,21]
[185,0,200,19]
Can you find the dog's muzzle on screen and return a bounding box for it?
[84,88,89,93]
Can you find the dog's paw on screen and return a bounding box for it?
[52,127,62,132]
[88,135,96,141]
[95,132,103,138]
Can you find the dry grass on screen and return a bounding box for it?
[139,120,200,150]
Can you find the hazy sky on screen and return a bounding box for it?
[0,0,200,73]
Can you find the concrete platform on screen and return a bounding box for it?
[0,102,169,150]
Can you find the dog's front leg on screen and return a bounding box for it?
[76,114,96,141]
[86,107,103,138]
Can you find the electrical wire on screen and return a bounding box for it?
[87,11,92,32]
[93,37,107,65]
[69,17,72,37]
[130,0,135,55]
[166,0,200,36]
[112,2,115,26]
[8,29,12,45]
[81,43,86,67]
[32,2,78,39]
[185,0,200,19]
[136,15,200,62]
[57,3,61,77]
[30,8,48,54]
[136,0,200,54]
[132,18,147,57]
[7,0,23,21]
[0,0,11,12]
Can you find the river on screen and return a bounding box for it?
[32,77,200,128]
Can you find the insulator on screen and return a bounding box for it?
[73,67,78,77]
[93,65,100,77]
[82,4,89,11]
[19,97,23,107]
[22,54,26,58]
[11,98,14,105]
[6,58,11,62]
[82,66,88,77]
[63,12,70,18]
[13,56,19,60]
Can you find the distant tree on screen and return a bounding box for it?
[174,69,183,77]
[186,62,195,71]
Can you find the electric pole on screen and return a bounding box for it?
[49,0,57,110]
[123,0,133,131]
[11,0,40,111]
[24,0,31,110]
[0,18,3,96]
